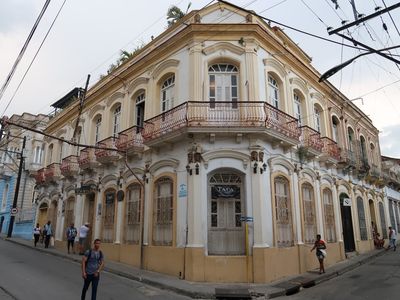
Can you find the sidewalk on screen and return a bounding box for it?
[0,235,387,299]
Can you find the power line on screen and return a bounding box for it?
[1,0,68,117]
[0,0,51,104]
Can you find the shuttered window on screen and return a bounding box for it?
[125,184,141,244]
[323,189,336,242]
[153,177,173,246]
[302,183,316,244]
[103,190,116,243]
[357,197,368,240]
[379,202,388,239]
[274,176,294,247]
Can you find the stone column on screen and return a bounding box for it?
[314,177,324,236]
[189,42,203,102]
[244,40,259,101]
[332,181,343,242]
[94,190,102,240]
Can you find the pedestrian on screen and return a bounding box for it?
[311,234,327,274]
[33,223,41,247]
[44,220,53,249]
[387,226,397,251]
[66,222,77,254]
[79,223,90,255]
[81,239,104,300]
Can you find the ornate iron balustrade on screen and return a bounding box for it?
[321,137,340,160]
[79,147,97,170]
[35,168,46,185]
[95,136,119,163]
[61,155,79,177]
[116,126,144,155]
[45,163,61,182]
[340,148,357,167]
[143,101,300,142]
[300,126,323,152]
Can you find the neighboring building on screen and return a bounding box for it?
[0,113,48,239]
[33,2,388,283]
[381,156,400,238]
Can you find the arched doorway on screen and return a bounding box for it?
[340,193,355,252]
[48,200,58,234]
[38,202,49,228]
[64,197,75,239]
[369,199,377,235]
[83,192,96,245]
[208,170,245,255]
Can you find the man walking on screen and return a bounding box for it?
[81,239,104,300]
[66,223,77,254]
[387,226,397,251]
[44,221,53,249]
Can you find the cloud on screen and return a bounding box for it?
[0,1,37,33]
[380,124,400,158]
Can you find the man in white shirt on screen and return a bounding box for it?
[387,226,397,251]
[79,223,90,255]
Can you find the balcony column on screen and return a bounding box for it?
[314,176,324,237]
[186,162,204,248]
[251,156,272,247]
[291,170,302,244]
[74,194,84,233]
[143,174,151,245]
[114,189,124,244]
[332,181,343,242]
[244,40,259,101]
[94,190,103,240]
[189,42,202,101]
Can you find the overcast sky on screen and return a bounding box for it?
[1,0,400,157]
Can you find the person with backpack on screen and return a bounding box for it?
[43,221,53,249]
[66,223,77,254]
[81,239,104,300]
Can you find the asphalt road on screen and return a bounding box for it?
[0,239,192,300]
[278,250,400,300]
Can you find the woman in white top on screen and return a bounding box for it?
[33,223,41,247]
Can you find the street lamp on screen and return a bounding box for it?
[319,45,400,82]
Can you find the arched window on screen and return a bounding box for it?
[208,64,238,106]
[370,143,375,165]
[357,197,368,240]
[294,92,302,125]
[360,136,368,164]
[323,188,336,242]
[274,176,293,247]
[113,105,121,136]
[64,197,75,237]
[268,75,279,109]
[94,116,102,143]
[208,172,245,255]
[153,177,173,246]
[161,75,175,112]
[103,189,116,243]
[302,183,316,244]
[59,140,64,162]
[47,144,53,165]
[389,200,396,231]
[125,184,141,244]
[34,145,43,164]
[314,105,322,133]
[332,116,340,144]
[395,202,400,232]
[379,202,388,239]
[135,92,145,128]
[348,127,355,152]
[1,184,9,210]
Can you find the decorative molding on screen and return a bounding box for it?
[106,91,125,107]
[263,57,287,79]
[127,77,149,94]
[267,156,295,174]
[123,167,145,182]
[202,149,249,170]
[88,104,105,120]
[151,59,180,80]
[290,77,308,97]
[202,42,245,56]
[101,174,118,186]
[148,158,180,174]
[299,167,318,181]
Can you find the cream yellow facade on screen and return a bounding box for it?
[32,2,393,283]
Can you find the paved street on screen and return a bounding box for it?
[277,250,400,300]
[0,239,192,300]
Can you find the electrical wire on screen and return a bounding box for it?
[1,0,68,117]
[0,0,51,103]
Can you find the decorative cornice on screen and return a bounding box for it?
[148,158,180,174]
[106,91,125,107]
[88,104,106,120]
[127,77,149,94]
[151,59,180,80]
[202,42,245,56]
[202,149,249,170]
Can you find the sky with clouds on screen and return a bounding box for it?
[0,0,400,157]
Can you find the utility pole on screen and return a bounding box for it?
[7,136,26,238]
[350,0,358,21]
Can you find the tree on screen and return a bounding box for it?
[167,2,191,27]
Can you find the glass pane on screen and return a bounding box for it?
[211,214,218,227]
[231,75,237,86]
[211,201,217,213]
[235,215,241,227]
[235,201,241,213]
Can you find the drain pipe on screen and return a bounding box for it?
[124,156,146,269]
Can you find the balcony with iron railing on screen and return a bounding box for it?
[35,168,46,185]
[61,155,79,177]
[44,163,61,183]
[116,126,144,156]
[300,126,323,154]
[339,148,358,168]
[95,136,119,164]
[79,147,97,170]
[142,101,301,146]
[369,163,381,179]
[320,137,340,162]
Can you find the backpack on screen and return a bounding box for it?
[88,249,103,265]
[67,227,77,239]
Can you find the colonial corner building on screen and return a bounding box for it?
[1,1,400,283]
